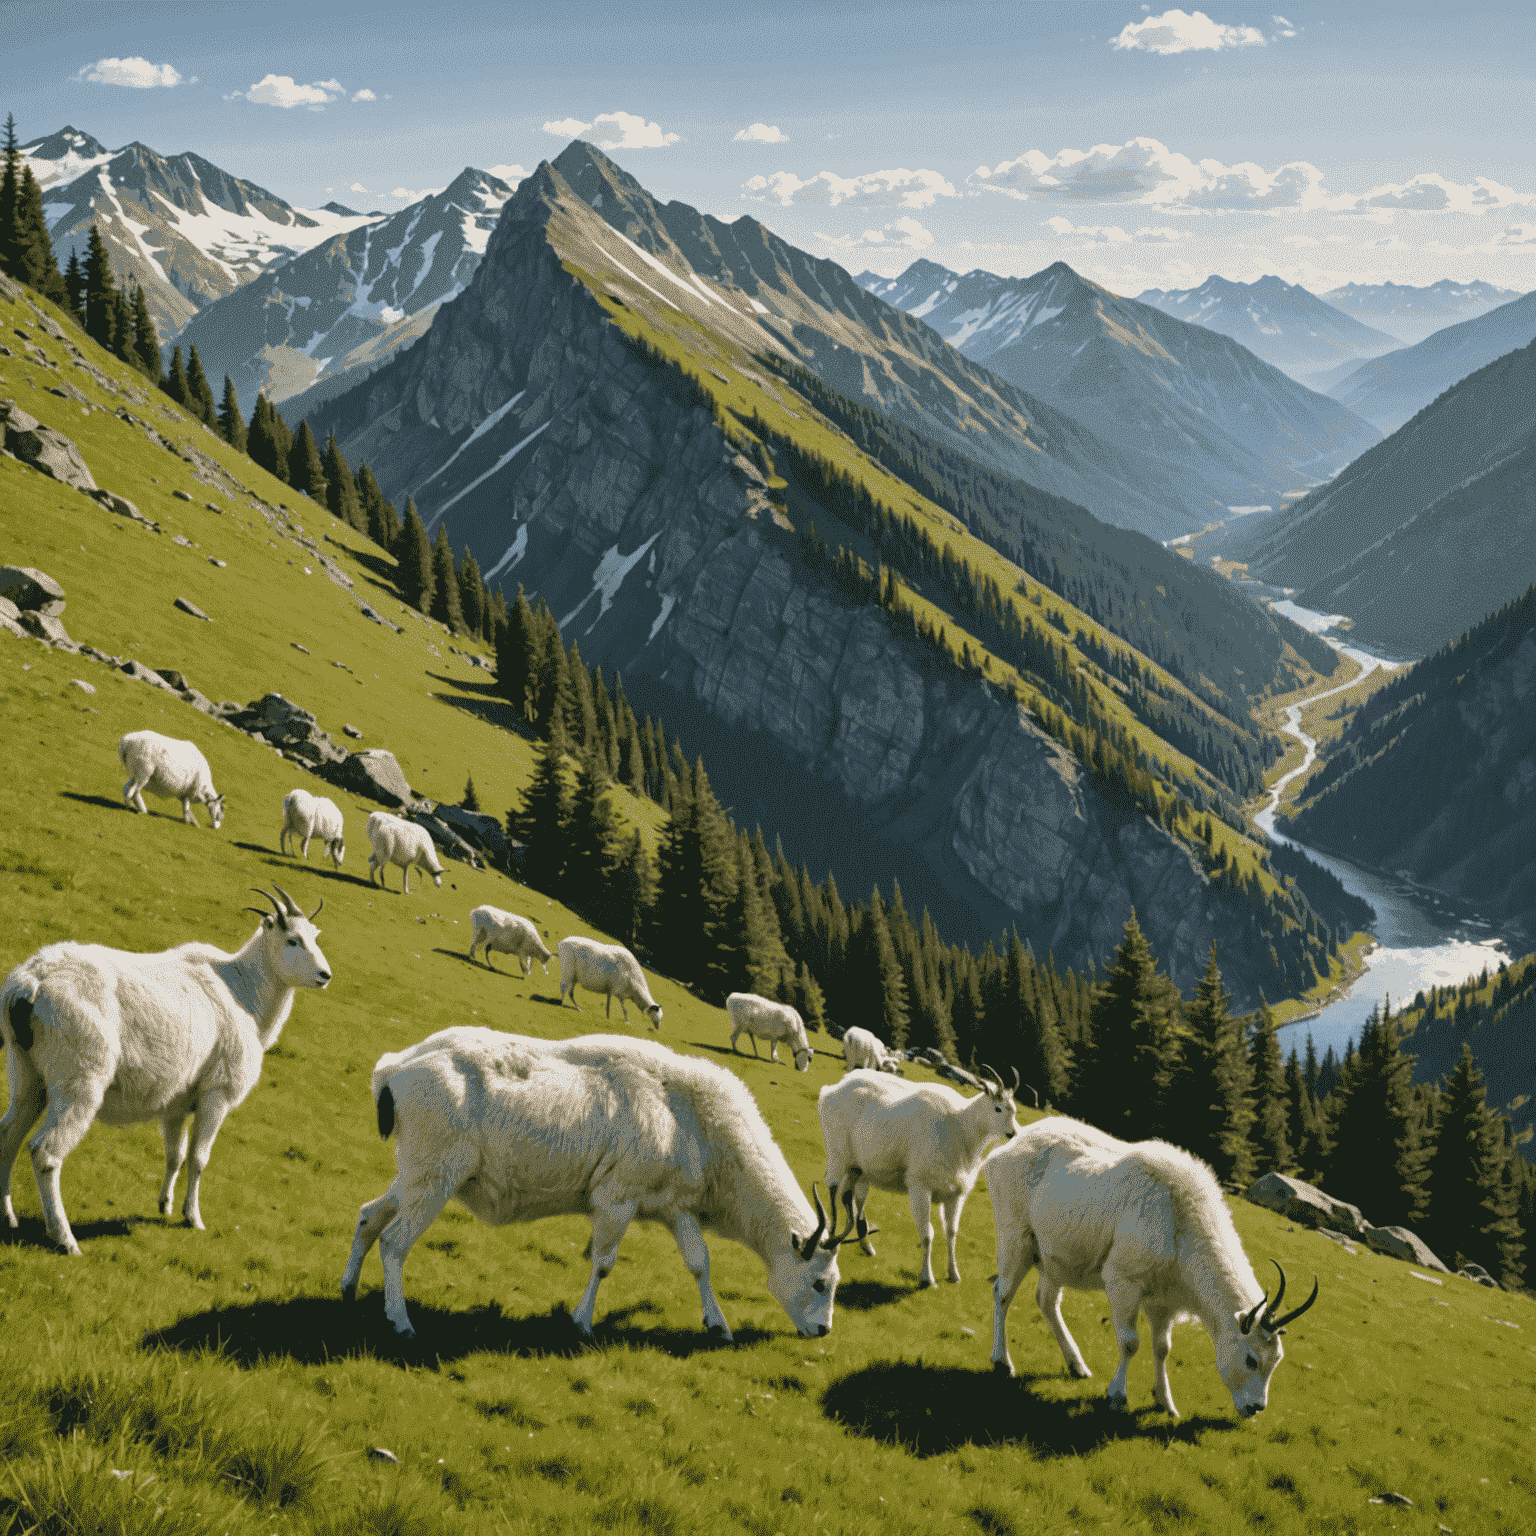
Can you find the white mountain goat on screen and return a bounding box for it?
[340,1028,854,1339]
[841,1025,902,1074]
[366,811,443,893]
[727,992,813,1070]
[280,788,345,868]
[985,1116,1319,1419]
[468,905,553,975]
[818,1064,1020,1287]
[558,936,662,1027]
[0,886,330,1254]
[118,730,225,829]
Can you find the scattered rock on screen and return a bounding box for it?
[173,489,193,502]
[431,803,515,870]
[1246,1173,1368,1235]
[228,692,347,765]
[172,533,193,548]
[366,1447,401,1465]
[1368,1493,1413,1507]
[209,557,226,568]
[1409,1270,1443,1285]
[1364,1226,1448,1272]
[0,596,18,624]
[46,380,90,406]
[0,611,27,640]
[80,644,122,665]
[90,488,159,531]
[69,678,96,694]
[0,565,66,616]
[20,611,77,651]
[320,747,413,808]
[292,643,310,655]
[182,687,218,715]
[0,400,97,490]
[343,723,363,739]
[358,603,404,632]
[174,597,210,621]
[120,660,177,691]
[407,808,484,869]
[204,501,223,513]
[154,669,193,692]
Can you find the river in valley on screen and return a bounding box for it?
[1255,600,1510,1061]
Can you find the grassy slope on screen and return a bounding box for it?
[3,292,1535,1534]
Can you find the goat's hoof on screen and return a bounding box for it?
[1070,1362,1093,1380]
[991,1359,1014,1377]
[390,1319,416,1338]
[946,1272,961,1284]
[1106,1391,1128,1412]
[341,1284,357,1304]
[706,1324,734,1343]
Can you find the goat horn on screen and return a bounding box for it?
[1239,1292,1267,1336]
[795,1183,828,1260]
[823,1196,870,1249]
[979,1063,1003,1095]
[1268,1275,1319,1332]
[309,897,324,920]
[269,883,303,917]
[248,888,284,919]
[1009,1064,1020,1092]
[1265,1260,1288,1324]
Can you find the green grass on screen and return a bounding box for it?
[4,289,1536,1535]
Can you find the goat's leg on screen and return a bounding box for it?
[671,1211,732,1338]
[377,1179,458,1337]
[124,776,148,813]
[158,1114,190,1217]
[180,1094,235,1230]
[989,1227,1036,1376]
[910,1185,937,1287]
[0,1061,46,1230]
[300,834,312,860]
[341,1185,400,1303]
[853,1175,877,1255]
[29,1082,106,1255]
[1036,1271,1092,1379]
[769,1041,779,1063]
[940,1192,965,1283]
[572,1192,638,1336]
[1145,1304,1180,1419]
[1103,1268,1143,1410]
[402,864,411,895]
[180,796,197,826]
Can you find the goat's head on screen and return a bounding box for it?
[974,1063,1022,1141]
[244,885,331,989]
[1219,1261,1319,1418]
[792,1043,814,1073]
[646,1002,664,1029]
[207,793,226,830]
[776,1183,851,1337]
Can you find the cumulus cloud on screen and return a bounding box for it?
[77,56,184,89]
[814,216,934,251]
[1110,8,1266,53]
[744,166,957,210]
[231,74,349,109]
[1271,13,1297,37]
[734,123,787,144]
[1045,215,1188,246]
[390,186,445,201]
[541,111,678,148]
[486,164,529,185]
[1356,172,1534,215]
[352,88,376,102]
[349,182,368,193]
[543,117,593,137]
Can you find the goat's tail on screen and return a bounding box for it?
[376,1083,396,1140]
[1,973,41,1052]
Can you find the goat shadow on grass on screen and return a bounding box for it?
[61,791,133,815]
[431,948,549,982]
[832,1279,909,1313]
[821,1361,1237,1459]
[231,843,376,889]
[2,1214,145,1250]
[142,1295,770,1370]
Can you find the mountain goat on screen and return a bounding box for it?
[558,936,662,1027]
[818,1064,1020,1287]
[0,887,330,1254]
[841,1025,902,1074]
[727,992,812,1070]
[985,1116,1318,1419]
[118,730,225,829]
[341,1028,853,1339]
[280,788,345,868]
[366,811,443,893]
[468,905,552,975]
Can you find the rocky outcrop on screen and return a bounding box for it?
[1245,1172,1368,1235]
[0,401,97,491]
[227,694,347,766]
[429,803,518,871]
[0,567,66,616]
[320,748,413,808]
[1364,1226,1448,1271]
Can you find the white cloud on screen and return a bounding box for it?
[744,166,958,210]
[592,111,679,149]
[544,117,594,137]
[234,74,347,109]
[352,88,376,102]
[1283,233,1319,247]
[1045,215,1188,247]
[1356,172,1534,216]
[77,56,183,89]
[349,182,368,193]
[1110,8,1266,53]
[1271,13,1297,37]
[486,164,529,185]
[734,123,787,144]
[815,216,934,251]
[390,186,445,201]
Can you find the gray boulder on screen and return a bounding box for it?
[0,595,20,624]
[174,597,210,621]
[228,693,347,766]
[0,402,97,491]
[91,489,158,530]
[1246,1172,1368,1235]
[20,611,77,651]
[431,803,514,868]
[320,747,413,808]
[120,660,178,691]
[407,809,483,869]
[0,566,66,616]
[0,610,28,640]
[1364,1226,1448,1271]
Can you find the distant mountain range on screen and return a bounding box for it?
[171,167,515,408]
[858,259,1380,527]
[1321,290,1536,435]
[22,125,371,338]
[1228,338,1536,656]
[1133,273,1399,381]
[1321,278,1523,346]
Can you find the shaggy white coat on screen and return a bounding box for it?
[841,1025,901,1074]
[818,1069,1019,1287]
[366,811,443,893]
[468,905,552,976]
[984,1116,1300,1419]
[726,992,812,1070]
[118,730,225,828]
[0,892,330,1254]
[557,936,662,1027]
[340,1028,843,1340]
[280,788,346,868]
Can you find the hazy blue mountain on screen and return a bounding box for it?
[1322,278,1522,346]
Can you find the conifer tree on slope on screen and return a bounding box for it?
[609,829,656,950]
[1424,1044,1524,1285]
[1168,944,1252,1184]
[83,226,118,352]
[322,432,362,530]
[458,548,487,640]
[246,394,286,481]
[63,249,85,324]
[513,727,569,897]
[218,376,247,451]
[563,740,618,923]
[163,345,191,408]
[184,344,217,427]
[395,497,434,613]
[430,524,465,631]
[287,420,328,503]
[0,115,17,272]
[5,163,67,305]
[130,285,161,385]
[1247,1000,1292,1177]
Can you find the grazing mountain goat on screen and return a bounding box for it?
[841,1025,902,1074]
[985,1116,1319,1420]
[341,1028,853,1339]
[366,811,443,893]
[727,992,812,1070]
[280,788,345,868]
[468,905,552,976]
[118,730,225,829]
[818,1064,1020,1287]
[0,887,330,1254]
[558,936,662,1027]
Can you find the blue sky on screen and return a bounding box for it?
[7,0,1534,294]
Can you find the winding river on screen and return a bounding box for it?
[1254,601,1508,1059]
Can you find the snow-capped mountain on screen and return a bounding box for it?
[173,167,517,409]
[1132,273,1399,381]
[859,259,1380,524]
[1321,278,1522,347]
[24,128,373,339]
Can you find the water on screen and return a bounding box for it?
[1256,602,1510,1060]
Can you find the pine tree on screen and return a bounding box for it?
[184,344,217,426]
[1168,945,1253,1184]
[514,731,569,896]
[287,420,327,501]
[497,587,537,722]
[563,741,619,921]
[7,164,67,304]
[653,756,733,990]
[0,115,18,279]
[63,249,85,324]
[108,288,136,370]
[458,548,487,640]
[83,225,118,352]
[218,376,246,451]
[163,345,190,408]
[1424,1045,1524,1286]
[853,889,909,1049]
[1013,933,1069,1107]
[1246,1001,1292,1177]
[126,285,159,382]
[357,464,388,546]
[462,775,481,812]
[608,830,656,949]
[395,498,434,612]
[246,394,290,481]
[430,524,465,631]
